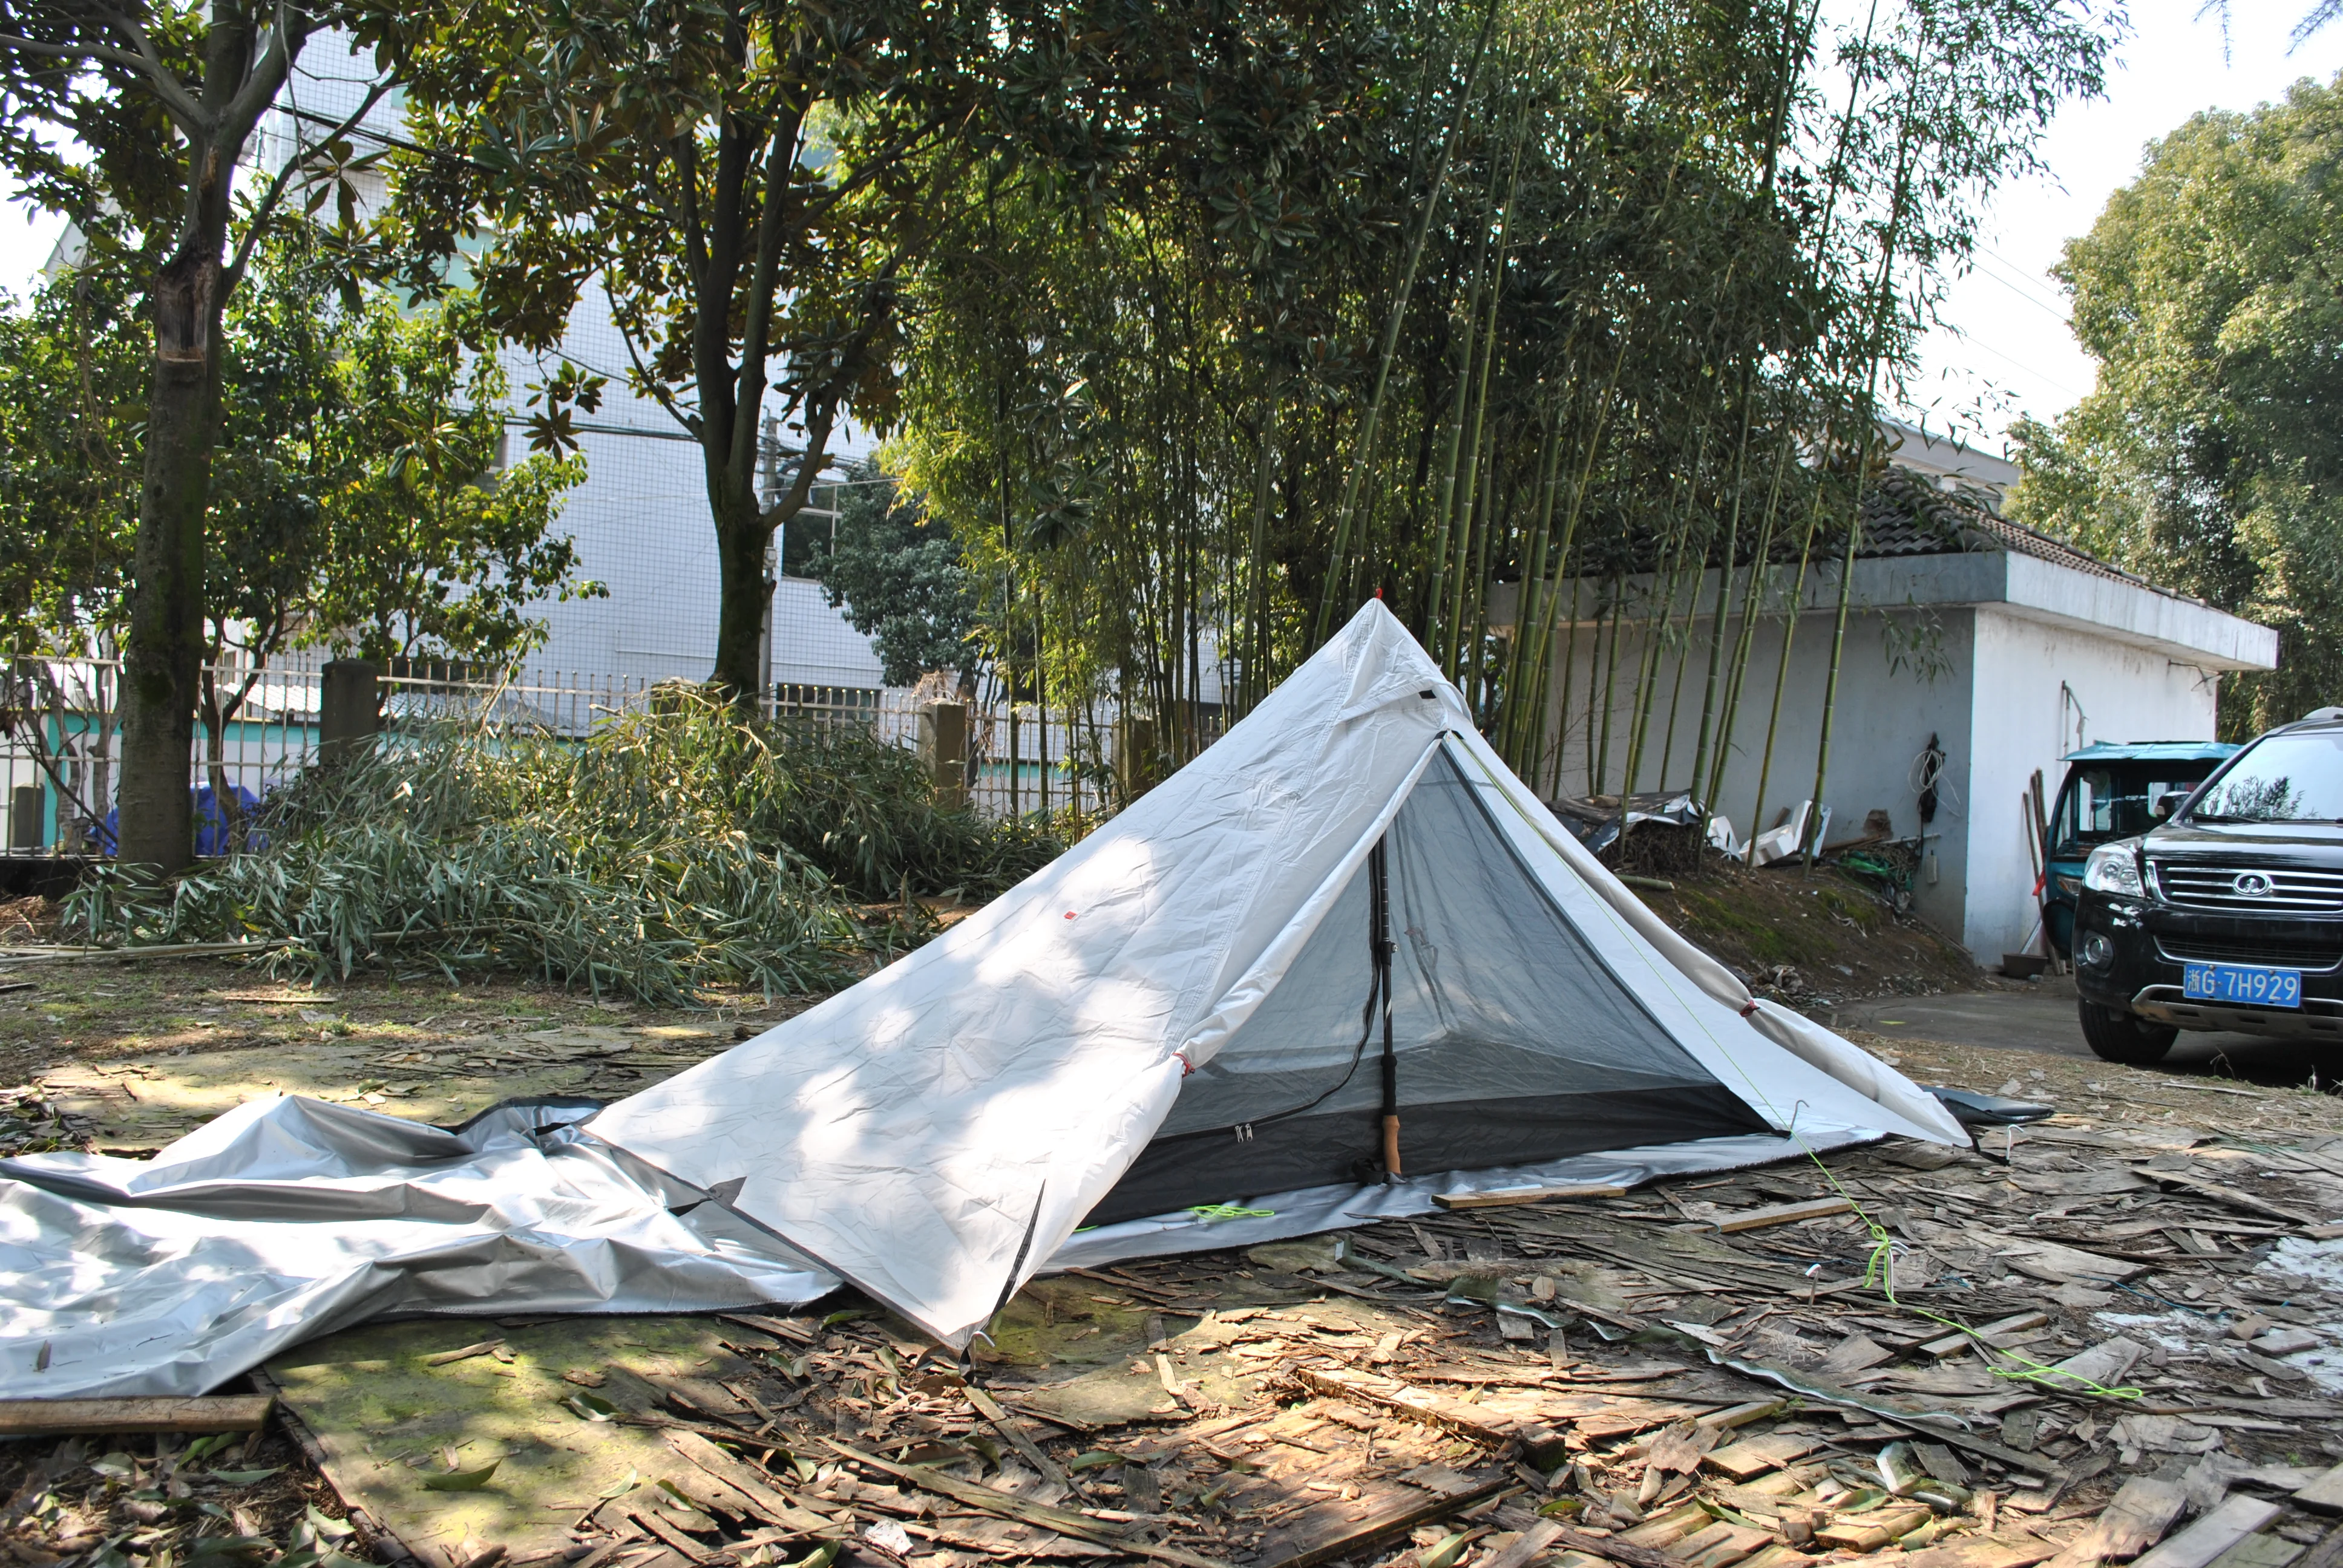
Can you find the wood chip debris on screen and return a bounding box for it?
[13,1091,2343,1568]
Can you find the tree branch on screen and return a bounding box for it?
[0,33,207,130]
[102,4,214,130]
[220,0,304,140]
[601,277,701,438]
[223,77,393,290]
[730,104,805,482]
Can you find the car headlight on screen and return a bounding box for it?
[2055,875,2082,897]
[2083,842,2144,897]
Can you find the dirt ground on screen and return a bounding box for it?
[1623,860,1981,1009]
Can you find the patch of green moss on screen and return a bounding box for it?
[1813,881,1881,930]
[1669,884,1837,966]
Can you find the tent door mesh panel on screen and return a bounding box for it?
[1085,748,1769,1226]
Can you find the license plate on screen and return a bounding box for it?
[2183,961,2302,1008]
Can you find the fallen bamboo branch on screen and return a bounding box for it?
[0,939,292,965]
[0,1394,275,1436]
[822,1438,1237,1568]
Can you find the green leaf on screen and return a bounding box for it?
[1063,1451,1124,1472]
[595,1468,640,1500]
[205,1468,282,1486]
[304,1504,355,1540]
[1420,1532,1473,1568]
[420,1462,500,1492]
[563,1391,617,1422]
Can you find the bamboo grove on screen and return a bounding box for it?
[882,0,2109,831]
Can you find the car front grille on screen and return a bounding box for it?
[2151,861,2343,913]
[2155,933,2343,972]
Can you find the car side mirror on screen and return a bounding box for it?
[2154,791,2189,819]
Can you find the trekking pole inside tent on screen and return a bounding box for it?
[1372,836,1401,1180]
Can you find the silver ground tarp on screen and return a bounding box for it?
[0,1093,1883,1401]
[0,1095,839,1400]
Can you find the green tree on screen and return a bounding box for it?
[805,463,977,690]
[361,0,1337,706]
[0,0,390,871]
[2008,74,2343,734]
[0,226,594,829]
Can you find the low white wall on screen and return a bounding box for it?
[1538,601,1982,949]
[1961,606,2223,959]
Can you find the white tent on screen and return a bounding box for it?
[0,601,1965,1398]
[592,601,1967,1347]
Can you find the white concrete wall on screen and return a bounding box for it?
[1538,598,1981,946]
[491,285,885,690]
[1532,592,2230,964]
[1961,606,2221,959]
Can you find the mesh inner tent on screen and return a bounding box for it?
[1084,746,1769,1224]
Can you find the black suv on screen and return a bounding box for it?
[2071,712,2343,1063]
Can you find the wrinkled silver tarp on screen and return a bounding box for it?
[0,1095,839,1399]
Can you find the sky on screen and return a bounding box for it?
[1902,0,2343,457]
[1,1,2338,462]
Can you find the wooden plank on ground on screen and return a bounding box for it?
[1555,1526,1699,1568]
[1249,1471,1509,1568]
[1435,1184,1631,1211]
[1994,1238,2150,1284]
[1815,1507,1932,1552]
[1711,1199,1854,1233]
[663,1431,833,1533]
[1483,1521,1567,1568]
[1288,1362,1519,1448]
[1702,1432,1823,1482]
[2044,1477,2185,1568]
[2038,1338,2148,1396]
[1896,1538,2061,1568]
[2132,1497,2285,1568]
[2204,1537,2305,1568]
[2295,1463,2343,1515]
[2148,1174,2319,1227]
[0,1396,275,1435]
[1669,1522,1772,1567]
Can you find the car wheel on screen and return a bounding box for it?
[2078,999,2178,1065]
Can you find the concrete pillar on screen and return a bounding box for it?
[319,660,381,767]
[920,702,969,808]
[1115,715,1159,805]
[10,785,41,851]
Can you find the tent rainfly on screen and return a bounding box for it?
[592,601,1969,1347]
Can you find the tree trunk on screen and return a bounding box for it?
[710,469,775,701]
[116,230,226,874]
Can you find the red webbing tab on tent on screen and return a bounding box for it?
[1173,1051,1194,1076]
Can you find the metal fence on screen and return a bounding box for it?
[0,655,1130,854]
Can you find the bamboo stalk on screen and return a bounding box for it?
[1314,0,1501,650]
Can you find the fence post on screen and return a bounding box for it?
[1115,714,1159,805]
[320,660,382,767]
[920,702,969,808]
[10,784,41,852]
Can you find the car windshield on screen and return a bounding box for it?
[2053,763,2223,855]
[2189,730,2343,823]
